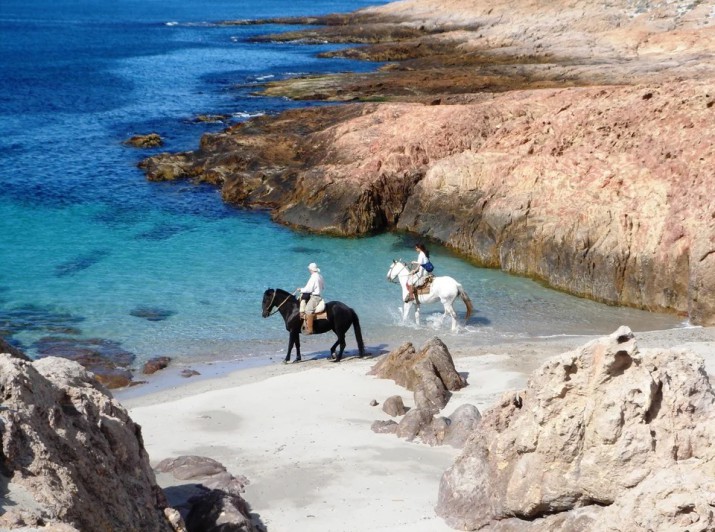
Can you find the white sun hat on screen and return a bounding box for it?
[308,262,320,272]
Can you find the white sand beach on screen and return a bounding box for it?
[118,326,715,531]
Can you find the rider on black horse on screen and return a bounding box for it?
[297,262,324,334]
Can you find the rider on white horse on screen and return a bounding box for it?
[406,243,433,303]
[387,259,472,332]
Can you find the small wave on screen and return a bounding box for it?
[254,74,275,81]
[232,111,265,120]
[164,21,215,27]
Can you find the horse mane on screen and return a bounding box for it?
[273,288,296,301]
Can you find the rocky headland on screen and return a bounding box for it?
[140,0,715,325]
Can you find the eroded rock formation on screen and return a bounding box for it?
[370,337,478,447]
[369,336,467,412]
[0,354,176,531]
[138,0,715,324]
[436,326,715,531]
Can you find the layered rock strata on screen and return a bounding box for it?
[436,326,715,531]
[140,0,715,324]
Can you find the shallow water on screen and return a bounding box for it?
[0,0,686,368]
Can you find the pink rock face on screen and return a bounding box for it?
[435,327,715,531]
[394,81,715,323]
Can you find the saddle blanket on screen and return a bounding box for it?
[409,275,434,295]
[305,311,328,320]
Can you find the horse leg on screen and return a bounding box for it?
[444,301,458,332]
[401,301,412,321]
[294,332,301,362]
[414,303,421,327]
[335,334,346,362]
[440,305,449,327]
[329,338,340,360]
[285,335,293,363]
[285,331,301,363]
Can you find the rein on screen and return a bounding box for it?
[267,289,299,316]
[388,261,409,284]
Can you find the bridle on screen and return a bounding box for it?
[387,260,408,284]
[266,289,299,317]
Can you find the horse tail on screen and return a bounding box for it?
[351,308,366,356]
[458,284,473,321]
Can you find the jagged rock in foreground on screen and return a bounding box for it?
[436,326,715,531]
[369,337,466,412]
[370,338,478,447]
[0,354,176,531]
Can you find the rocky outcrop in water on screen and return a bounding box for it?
[435,326,715,531]
[139,0,715,324]
[0,354,176,531]
[124,133,163,148]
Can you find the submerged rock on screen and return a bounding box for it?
[33,336,136,389]
[130,306,177,321]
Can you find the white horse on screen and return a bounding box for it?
[386,260,473,332]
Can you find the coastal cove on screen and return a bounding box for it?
[2,0,715,530]
[0,0,692,387]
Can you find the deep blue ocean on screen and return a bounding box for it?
[0,0,686,369]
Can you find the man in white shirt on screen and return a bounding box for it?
[298,262,325,334]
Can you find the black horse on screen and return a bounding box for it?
[261,288,365,363]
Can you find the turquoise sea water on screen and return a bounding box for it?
[0,0,686,368]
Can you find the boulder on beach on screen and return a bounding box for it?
[436,326,715,531]
[0,354,176,531]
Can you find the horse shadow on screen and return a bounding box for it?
[466,314,491,327]
[303,343,387,363]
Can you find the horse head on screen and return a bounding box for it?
[261,288,276,318]
[386,259,407,282]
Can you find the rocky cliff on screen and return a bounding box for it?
[435,326,715,531]
[140,0,715,324]
[0,354,174,531]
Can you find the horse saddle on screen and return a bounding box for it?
[406,276,434,302]
[416,275,434,295]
